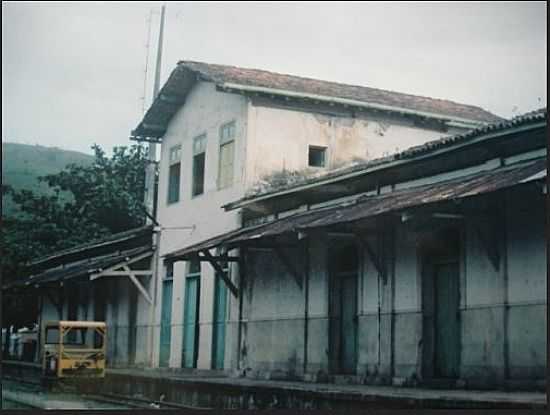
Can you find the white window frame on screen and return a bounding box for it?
[167,144,182,204]
[218,121,236,189]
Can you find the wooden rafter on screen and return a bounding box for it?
[199,250,239,298]
[123,265,153,304]
[475,222,500,271]
[45,288,64,319]
[93,270,153,277]
[90,251,153,280]
[87,251,154,304]
[355,232,386,282]
[273,246,303,290]
[192,254,241,263]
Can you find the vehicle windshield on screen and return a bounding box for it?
[45,326,103,348]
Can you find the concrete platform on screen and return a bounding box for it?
[99,367,546,409]
[3,361,546,409]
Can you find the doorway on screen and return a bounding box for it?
[434,261,460,378]
[328,241,358,374]
[211,265,228,370]
[421,227,460,380]
[182,261,201,369]
[159,278,173,367]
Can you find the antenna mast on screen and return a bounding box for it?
[141,9,153,114]
[144,4,166,223]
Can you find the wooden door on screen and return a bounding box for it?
[182,276,200,368]
[211,272,227,369]
[329,242,358,375]
[159,279,173,367]
[340,273,358,374]
[434,261,460,378]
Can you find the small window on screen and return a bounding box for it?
[192,135,206,197]
[167,145,182,204]
[218,122,236,189]
[308,145,327,168]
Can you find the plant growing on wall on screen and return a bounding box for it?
[246,156,371,197]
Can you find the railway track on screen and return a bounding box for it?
[3,372,213,410]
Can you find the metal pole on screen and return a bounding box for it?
[146,4,166,369]
[144,4,165,223]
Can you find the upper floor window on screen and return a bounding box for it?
[218,121,236,189]
[308,145,327,168]
[167,144,182,204]
[192,135,207,197]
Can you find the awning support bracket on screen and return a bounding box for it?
[90,251,153,280]
[45,288,63,319]
[199,250,239,298]
[123,265,153,304]
[355,232,386,282]
[475,221,500,272]
[273,246,303,290]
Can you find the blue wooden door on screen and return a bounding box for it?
[211,272,227,369]
[159,279,173,367]
[182,276,200,368]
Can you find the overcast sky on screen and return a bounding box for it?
[2,1,547,155]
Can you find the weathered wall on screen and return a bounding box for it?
[157,82,248,257]
[504,186,546,380]
[237,182,546,388]
[305,233,329,376]
[245,102,453,188]
[241,248,306,378]
[391,224,422,383]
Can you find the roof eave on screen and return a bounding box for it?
[223,119,547,212]
[218,82,492,128]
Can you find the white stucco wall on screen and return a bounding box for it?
[157,82,248,257]
[244,103,454,188]
[154,82,248,369]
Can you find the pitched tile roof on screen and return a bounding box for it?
[183,60,502,123]
[132,60,503,139]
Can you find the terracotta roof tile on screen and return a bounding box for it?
[181,60,503,123]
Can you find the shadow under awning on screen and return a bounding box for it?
[163,157,546,263]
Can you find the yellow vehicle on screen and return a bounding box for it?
[41,321,106,379]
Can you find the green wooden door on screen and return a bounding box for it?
[329,272,357,374]
[212,273,227,369]
[340,274,357,374]
[183,276,200,368]
[434,262,460,378]
[159,279,173,367]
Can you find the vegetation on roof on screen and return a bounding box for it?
[236,108,547,203]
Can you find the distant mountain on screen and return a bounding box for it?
[2,142,94,217]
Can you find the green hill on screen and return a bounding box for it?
[2,142,94,217]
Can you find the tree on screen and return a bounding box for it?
[1,143,149,286]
